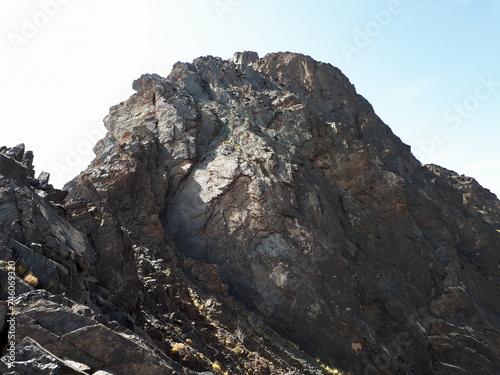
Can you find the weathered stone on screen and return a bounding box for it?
[5,291,188,374]
[44,189,68,202]
[156,52,500,373]
[37,171,50,186]
[232,51,259,68]
[0,153,30,186]
[9,144,25,162]
[22,150,34,174]
[0,337,89,375]
[1,52,500,375]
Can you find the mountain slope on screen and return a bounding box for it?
[1,52,499,374]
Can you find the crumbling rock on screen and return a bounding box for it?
[1,52,500,374]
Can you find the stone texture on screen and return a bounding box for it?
[1,52,500,374]
[0,336,90,375]
[7,290,184,375]
[233,51,260,69]
[143,52,499,373]
[0,117,327,373]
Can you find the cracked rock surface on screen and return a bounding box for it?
[1,52,500,374]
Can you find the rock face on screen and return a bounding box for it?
[1,52,500,374]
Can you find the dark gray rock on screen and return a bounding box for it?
[9,144,25,162]
[232,51,259,68]
[2,52,500,375]
[44,189,68,202]
[106,52,498,374]
[0,337,88,375]
[37,171,50,186]
[0,153,30,186]
[22,150,34,174]
[7,291,185,375]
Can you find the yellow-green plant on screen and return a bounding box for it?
[24,272,38,287]
[212,360,223,374]
[231,346,243,356]
[16,264,27,277]
[170,342,186,356]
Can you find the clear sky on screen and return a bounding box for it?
[1,0,499,198]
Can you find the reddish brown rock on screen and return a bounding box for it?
[1,52,499,374]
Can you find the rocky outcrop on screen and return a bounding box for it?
[1,291,184,375]
[1,52,500,374]
[0,133,332,373]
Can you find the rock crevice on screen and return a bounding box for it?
[1,52,500,374]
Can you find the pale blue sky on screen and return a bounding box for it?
[1,0,499,197]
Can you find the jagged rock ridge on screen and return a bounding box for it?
[1,52,500,374]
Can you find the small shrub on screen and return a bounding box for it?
[231,346,243,355]
[193,299,204,311]
[24,272,38,287]
[320,364,341,374]
[16,264,27,277]
[170,342,186,356]
[212,360,223,374]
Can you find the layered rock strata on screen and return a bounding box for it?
[1,52,499,374]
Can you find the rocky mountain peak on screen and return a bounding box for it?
[1,52,500,374]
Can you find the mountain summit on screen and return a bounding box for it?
[1,52,500,374]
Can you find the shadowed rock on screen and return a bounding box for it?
[1,52,499,374]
